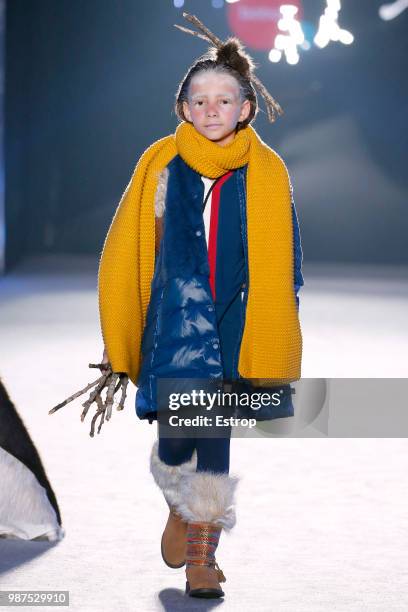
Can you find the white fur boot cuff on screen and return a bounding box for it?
[174,470,240,532]
[149,439,197,508]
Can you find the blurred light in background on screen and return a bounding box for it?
[172,2,355,64]
[379,0,408,20]
[226,0,303,52]
[314,0,354,48]
[182,0,355,65]
[268,5,304,65]
[171,0,401,62]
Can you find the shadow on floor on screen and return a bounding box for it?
[0,539,59,575]
[158,587,225,610]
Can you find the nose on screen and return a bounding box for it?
[206,102,218,117]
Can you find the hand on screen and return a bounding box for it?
[100,347,111,372]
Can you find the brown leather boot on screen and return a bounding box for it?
[185,521,226,598]
[171,469,240,599]
[160,506,188,568]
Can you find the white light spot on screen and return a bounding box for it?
[379,0,408,20]
[268,4,305,65]
[268,49,282,62]
[314,1,354,49]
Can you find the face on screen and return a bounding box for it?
[182,71,251,147]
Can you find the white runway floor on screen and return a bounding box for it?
[0,255,407,611]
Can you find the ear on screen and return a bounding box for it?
[239,99,251,122]
[182,100,192,122]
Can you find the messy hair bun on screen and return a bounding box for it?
[215,37,256,80]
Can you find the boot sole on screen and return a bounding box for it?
[185,581,224,598]
[161,533,186,569]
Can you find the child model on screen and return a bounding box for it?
[98,13,303,599]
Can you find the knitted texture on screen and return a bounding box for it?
[185,522,222,568]
[98,121,302,384]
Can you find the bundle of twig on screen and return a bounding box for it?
[48,363,129,437]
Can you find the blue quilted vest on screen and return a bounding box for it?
[135,155,303,423]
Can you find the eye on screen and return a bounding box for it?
[221,100,231,104]
[194,100,204,106]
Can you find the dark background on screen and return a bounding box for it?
[5,0,408,268]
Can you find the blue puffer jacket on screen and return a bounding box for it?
[135,155,304,423]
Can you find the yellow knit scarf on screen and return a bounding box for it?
[98,121,302,385]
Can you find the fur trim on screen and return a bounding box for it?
[149,439,197,507]
[154,167,169,218]
[174,470,240,531]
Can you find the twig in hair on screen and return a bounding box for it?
[251,74,284,121]
[181,12,223,47]
[174,24,211,44]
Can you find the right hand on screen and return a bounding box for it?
[101,346,111,371]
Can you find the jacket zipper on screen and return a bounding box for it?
[232,169,249,381]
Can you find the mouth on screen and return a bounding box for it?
[205,124,222,129]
